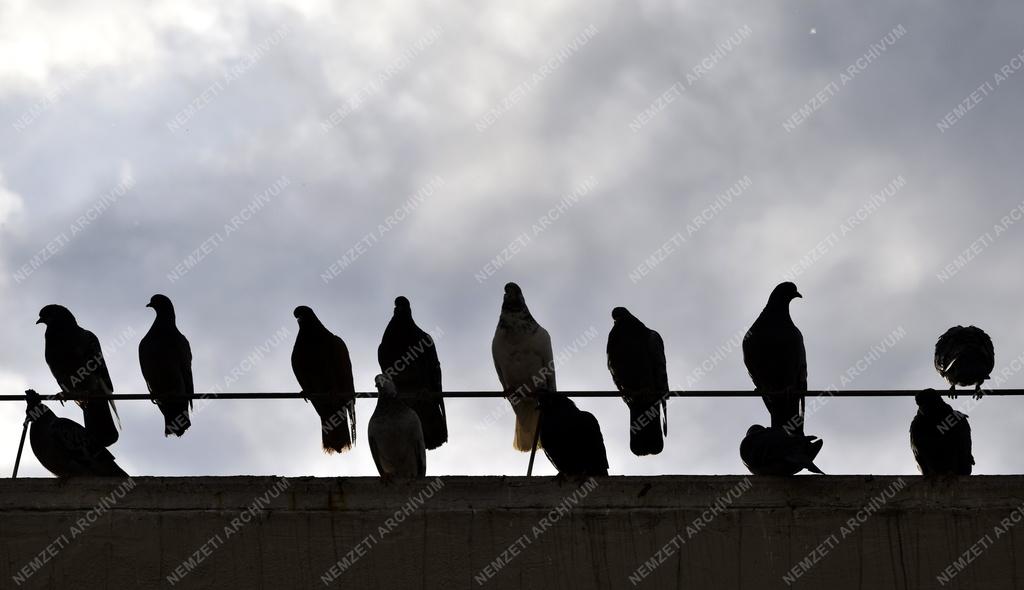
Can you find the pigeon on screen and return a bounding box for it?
[25,390,128,477]
[934,326,994,400]
[910,389,974,475]
[291,306,357,453]
[743,282,807,436]
[368,374,426,480]
[740,425,824,476]
[37,305,120,447]
[607,307,669,456]
[139,294,194,437]
[492,282,555,451]
[538,393,609,477]
[378,296,446,450]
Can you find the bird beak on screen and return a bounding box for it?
[146,303,153,308]
[35,318,42,325]
[794,292,803,298]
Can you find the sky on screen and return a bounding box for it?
[2,0,1024,478]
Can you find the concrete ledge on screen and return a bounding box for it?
[1,476,1022,589]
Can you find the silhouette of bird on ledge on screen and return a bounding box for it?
[607,307,668,456]
[539,392,609,477]
[743,282,807,436]
[369,374,426,480]
[911,389,974,475]
[378,296,447,450]
[291,306,357,453]
[139,294,193,437]
[25,389,128,477]
[740,424,824,476]
[37,305,121,448]
[934,325,994,400]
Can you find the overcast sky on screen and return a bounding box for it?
[2,0,1023,478]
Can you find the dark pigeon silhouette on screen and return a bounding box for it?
[740,425,824,476]
[911,389,974,475]
[368,375,426,480]
[378,296,446,450]
[934,326,994,400]
[291,306,357,453]
[743,282,807,435]
[139,294,193,437]
[607,307,668,456]
[37,305,120,447]
[25,390,128,477]
[538,393,609,477]
[493,283,555,451]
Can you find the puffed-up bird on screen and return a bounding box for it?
[37,305,120,447]
[910,389,974,475]
[25,390,128,477]
[539,393,609,477]
[291,306,357,453]
[607,307,668,456]
[378,296,446,450]
[743,282,807,435]
[139,294,194,437]
[740,424,824,476]
[934,325,994,400]
[369,374,426,480]
[492,283,555,451]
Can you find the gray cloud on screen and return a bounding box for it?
[3,0,1024,478]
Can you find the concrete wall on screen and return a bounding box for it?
[1,476,1022,589]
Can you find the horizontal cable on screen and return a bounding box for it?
[0,389,1017,401]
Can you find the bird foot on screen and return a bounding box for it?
[946,385,958,400]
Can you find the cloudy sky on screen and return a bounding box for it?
[2,0,1023,478]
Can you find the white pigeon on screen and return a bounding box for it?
[492,282,556,451]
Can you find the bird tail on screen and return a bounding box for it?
[410,398,448,451]
[83,400,119,447]
[510,397,541,452]
[159,402,192,437]
[321,401,356,454]
[626,395,666,456]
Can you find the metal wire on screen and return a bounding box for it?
[1,389,1018,401]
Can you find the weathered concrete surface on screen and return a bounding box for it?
[1,476,1022,589]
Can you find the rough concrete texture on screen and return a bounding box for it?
[1,476,1022,589]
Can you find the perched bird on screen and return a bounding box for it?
[607,307,669,456]
[368,375,426,480]
[492,282,555,451]
[139,294,194,437]
[910,389,974,475]
[378,296,446,450]
[37,305,120,447]
[538,393,609,477]
[934,326,994,400]
[291,306,357,453]
[743,282,807,435]
[25,390,128,477]
[740,425,824,476]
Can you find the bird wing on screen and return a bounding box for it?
[368,436,385,477]
[538,326,556,392]
[580,410,610,472]
[649,329,669,392]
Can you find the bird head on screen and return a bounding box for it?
[36,304,76,328]
[146,294,175,316]
[502,282,528,312]
[374,374,398,398]
[24,389,48,422]
[745,424,767,438]
[768,282,802,307]
[914,388,948,412]
[393,296,412,318]
[611,307,632,322]
[293,306,317,326]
